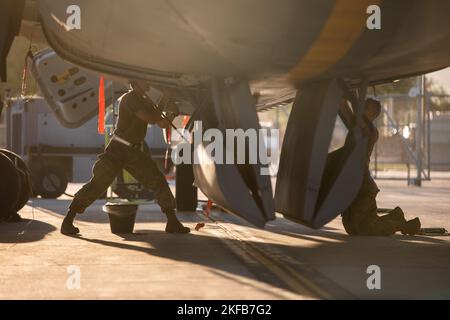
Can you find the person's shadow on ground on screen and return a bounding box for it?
[72,220,450,299]
[0,219,56,243]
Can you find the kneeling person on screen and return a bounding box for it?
[340,98,421,236]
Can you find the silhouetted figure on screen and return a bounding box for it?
[340,98,421,236]
[61,86,190,236]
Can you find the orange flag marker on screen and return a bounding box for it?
[98,76,105,134]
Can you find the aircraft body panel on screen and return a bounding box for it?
[37,0,450,85]
[30,48,128,128]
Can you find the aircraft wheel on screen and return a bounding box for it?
[0,153,20,220]
[0,149,31,212]
[175,163,197,211]
[33,165,68,199]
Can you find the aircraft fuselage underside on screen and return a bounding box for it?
[8,0,450,229]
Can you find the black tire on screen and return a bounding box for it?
[33,165,68,199]
[0,149,31,211]
[0,153,19,220]
[175,163,197,211]
[15,170,31,211]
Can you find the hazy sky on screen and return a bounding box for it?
[427,67,450,93]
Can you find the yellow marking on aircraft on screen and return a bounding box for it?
[52,67,79,84]
[289,0,382,83]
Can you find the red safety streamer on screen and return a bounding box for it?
[98,76,105,134]
[205,200,213,218]
[195,200,213,231]
[182,115,190,128]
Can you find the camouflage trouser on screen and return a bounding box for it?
[69,140,175,214]
[342,171,398,236]
[342,195,398,236]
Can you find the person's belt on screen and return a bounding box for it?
[112,135,142,149]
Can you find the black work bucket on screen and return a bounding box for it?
[103,203,138,234]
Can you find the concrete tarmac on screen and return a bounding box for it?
[0,178,449,299]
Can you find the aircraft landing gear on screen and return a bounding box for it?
[176,162,198,212]
[190,77,275,227]
[275,78,369,229]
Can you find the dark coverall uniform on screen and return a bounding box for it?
[341,117,399,236]
[69,90,175,215]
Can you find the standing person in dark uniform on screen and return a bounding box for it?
[61,83,190,235]
[340,98,421,236]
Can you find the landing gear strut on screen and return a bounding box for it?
[176,162,198,212]
[275,78,369,228]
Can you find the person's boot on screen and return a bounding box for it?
[400,217,421,236]
[165,212,190,234]
[382,207,406,223]
[61,210,80,236]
